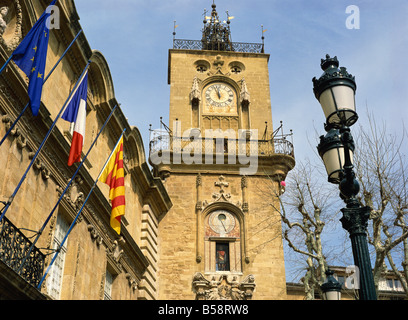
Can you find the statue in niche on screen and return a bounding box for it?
[0,7,9,37]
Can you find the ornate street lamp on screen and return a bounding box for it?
[317,127,354,184]
[312,54,358,128]
[321,269,342,300]
[313,55,377,300]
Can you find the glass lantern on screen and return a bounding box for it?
[313,55,358,128]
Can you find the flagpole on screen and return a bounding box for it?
[37,128,126,289]
[17,104,118,275]
[0,29,83,147]
[45,29,83,83]
[0,55,13,75]
[0,60,91,224]
[97,129,126,181]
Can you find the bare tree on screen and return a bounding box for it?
[353,112,408,295]
[260,113,407,300]
[275,159,342,299]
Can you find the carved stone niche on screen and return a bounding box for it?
[192,272,256,300]
[0,0,22,52]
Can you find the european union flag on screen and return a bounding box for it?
[11,0,56,116]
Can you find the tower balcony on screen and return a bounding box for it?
[150,134,294,158]
[149,132,295,179]
[173,38,264,54]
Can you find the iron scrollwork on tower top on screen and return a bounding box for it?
[173,2,264,54]
[201,2,233,51]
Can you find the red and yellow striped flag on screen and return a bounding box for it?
[100,136,125,234]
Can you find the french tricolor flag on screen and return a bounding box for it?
[62,71,88,166]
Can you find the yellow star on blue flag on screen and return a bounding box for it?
[11,0,56,116]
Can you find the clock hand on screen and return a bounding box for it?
[220,220,227,232]
[216,86,221,99]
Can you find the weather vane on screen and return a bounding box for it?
[173,20,178,40]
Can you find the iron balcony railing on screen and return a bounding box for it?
[149,135,294,159]
[173,39,265,54]
[0,215,45,287]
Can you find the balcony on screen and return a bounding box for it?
[149,134,294,158]
[173,39,264,54]
[0,215,45,288]
[149,132,295,179]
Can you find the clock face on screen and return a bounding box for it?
[208,210,236,235]
[205,83,235,109]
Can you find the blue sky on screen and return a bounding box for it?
[74,0,408,280]
[74,0,408,163]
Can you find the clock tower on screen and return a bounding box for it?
[150,3,295,300]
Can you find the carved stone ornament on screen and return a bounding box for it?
[2,114,27,149]
[87,224,103,246]
[109,239,125,263]
[212,175,231,201]
[28,153,52,181]
[196,173,202,186]
[213,55,225,74]
[126,273,138,291]
[16,133,26,149]
[190,77,201,104]
[0,0,22,52]
[192,273,256,300]
[240,78,250,105]
[57,176,84,209]
[2,114,11,130]
[0,6,8,36]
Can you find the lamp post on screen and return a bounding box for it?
[313,54,377,300]
[321,269,342,300]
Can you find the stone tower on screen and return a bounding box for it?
[149,2,295,300]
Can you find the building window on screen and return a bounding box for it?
[386,278,403,291]
[216,242,230,271]
[197,65,208,73]
[231,66,242,74]
[194,60,210,73]
[46,214,70,300]
[394,279,403,291]
[104,270,113,300]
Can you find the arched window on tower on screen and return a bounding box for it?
[204,210,242,274]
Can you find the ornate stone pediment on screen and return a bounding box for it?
[192,272,255,300]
